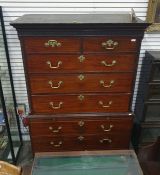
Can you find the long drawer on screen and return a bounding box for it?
[31,134,131,152]
[26,54,137,73]
[29,117,133,136]
[31,93,131,114]
[29,73,133,94]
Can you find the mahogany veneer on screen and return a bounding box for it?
[29,73,133,94]
[11,13,150,153]
[26,54,137,73]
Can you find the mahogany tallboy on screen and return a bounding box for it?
[11,13,150,153]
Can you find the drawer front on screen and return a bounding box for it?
[84,134,131,150]
[148,84,160,100]
[26,54,137,73]
[31,93,131,114]
[32,136,84,152]
[83,37,139,53]
[23,37,81,53]
[150,63,160,82]
[29,117,133,136]
[29,73,133,94]
[139,125,160,145]
[144,102,160,122]
[31,134,130,152]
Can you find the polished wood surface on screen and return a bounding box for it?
[29,73,133,94]
[31,133,131,152]
[10,14,144,24]
[31,93,131,114]
[0,161,21,175]
[26,54,137,73]
[83,37,140,53]
[24,37,81,53]
[11,13,149,153]
[29,116,132,136]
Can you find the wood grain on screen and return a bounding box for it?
[31,133,131,152]
[29,116,133,136]
[31,93,131,114]
[23,37,81,53]
[26,54,137,73]
[29,73,134,94]
[83,36,140,53]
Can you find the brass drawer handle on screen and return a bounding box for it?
[101,124,113,132]
[99,101,112,108]
[78,120,85,127]
[46,61,62,69]
[49,126,62,133]
[48,80,63,89]
[101,60,116,67]
[49,102,63,109]
[102,39,118,50]
[99,138,112,143]
[78,55,85,63]
[45,40,61,47]
[100,80,115,88]
[78,136,84,141]
[50,141,62,147]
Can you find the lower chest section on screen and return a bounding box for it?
[29,114,133,153]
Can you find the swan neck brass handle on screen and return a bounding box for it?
[101,39,118,50]
[48,80,63,89]
[50,141,62,147]
[99,138,112,143]
[100,80,115,88]
[101,60,116,67]
[46,61,62,69]
[45,40,61,47]
[49,102,63,109]
[49,126,62,133]
[99,101,112,108]
[101,124,113,132]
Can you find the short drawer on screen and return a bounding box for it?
[29,73,134,94]
[139,122,160,145]
[84,134,131,150]
[29,116,133,136]
[31,134,131,152]
[150,63,160,82]
[23,37,81,53]
[31,93,131,114]
[31,135,83,152]
[143,101,160,122]
[83,37,139,53]
[26,54,137,73]
[148,84,160,100]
